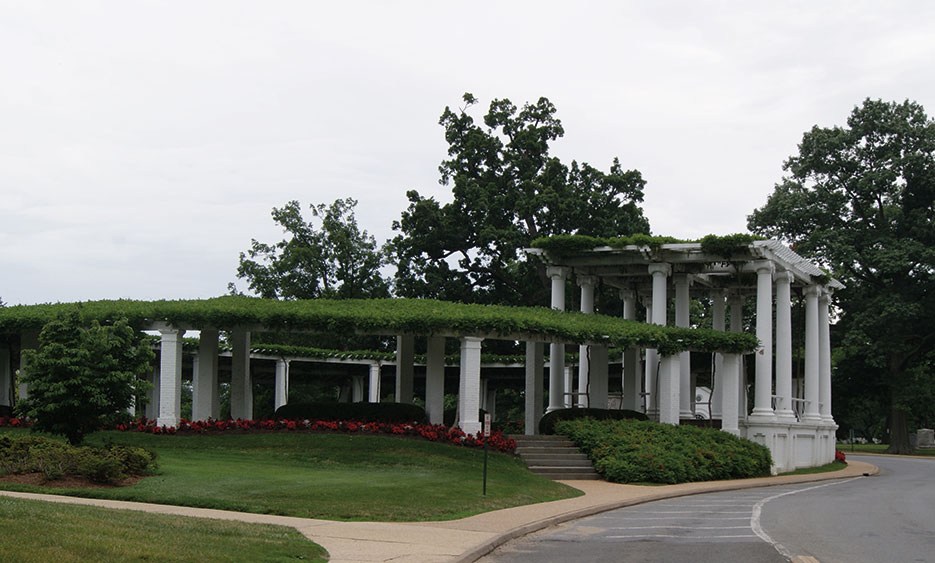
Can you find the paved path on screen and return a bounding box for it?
[0,460,877,563]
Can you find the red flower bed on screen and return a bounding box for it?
[109,417,517,453]
[835,449,846,463]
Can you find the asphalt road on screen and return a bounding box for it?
[482,455,933,563]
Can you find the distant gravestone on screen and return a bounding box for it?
[917,428,934,448]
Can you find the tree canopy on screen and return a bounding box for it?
[232,198,390,300]
[389,93,650,307]
[16,312,154,445]
[748,98,935,452]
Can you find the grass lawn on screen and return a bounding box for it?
[778,460,848,476]
[0,495,327,562]
[836,443,935,456]
[0,429,580,521]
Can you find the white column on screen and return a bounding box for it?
[710,290,726,420]
[485,383,496,422]
[589,345,609,409]
[395,334,415,404]
[230,329,252,420]
[368,363,381,403]
[157,327,183,428]
[720,353,741,435]
[524,341,544,435]
[577,274,597,407]
[620,290,642,412]
[425,335,446,425]
[804,286,821,421]
[458,337,483,435]
[17,332,38,401]
[658,355,680,424]
[647,263,671,418]
[729,294,747,419]
[146,364,160,420]
[192,329,219,422]
[674,274,692,418]
[0,344,11,407]
[642,294,655,415]
[819,291,834,422]
[351,375,365,402]
[547,266,568,413]
[274,358,290,412]
[775,272,796,420]
[564,366,574,408]
[751,261,775,419]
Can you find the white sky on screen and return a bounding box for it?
[3,1,935,305]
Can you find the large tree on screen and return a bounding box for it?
[390,93,650,307]
[17,312,154,445]
[748,99,935,452]
[232,198,389,300]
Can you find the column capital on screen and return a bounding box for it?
[576,274,599,287]
[648,262,671,277]
[546,266,570,280]
[619,289,636,301]
[709,288,727,299]
[461,336,485,344]
[158,326,182,338]
[774,270,795,284]
[751,260,774,274]
[805,284,822,297]
[673,272,693,286]
[818,290,832,303]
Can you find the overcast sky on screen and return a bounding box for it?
[3,1,934,305]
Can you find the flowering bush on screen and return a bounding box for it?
[835,449,846,463]
[106,417,517,453]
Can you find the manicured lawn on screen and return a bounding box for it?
[0,495,327,562]
[0,429,580,521]
[836,443,935,456]
[778,460,847,476]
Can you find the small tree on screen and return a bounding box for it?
[16,312,154,445]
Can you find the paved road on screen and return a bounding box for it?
[482,455,932,563]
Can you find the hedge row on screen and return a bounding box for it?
[274,402,428,423]
[0,297,759,355]
[555,418,772,484]
[538,408,648,435]
[0,434,156,484]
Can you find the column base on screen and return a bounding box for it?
[775,409,797,421]
[748,409,777,422]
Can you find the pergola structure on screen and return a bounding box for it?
[527,238,842,471]
[0,297,751,437]
[0,236,837,472]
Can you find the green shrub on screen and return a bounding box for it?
[555,418,772,484]
[0,435,156,485]
[538,408,648,435]
[274,402,428,424]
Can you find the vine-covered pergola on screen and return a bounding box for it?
[0,297,754,437]
[0,235,840,472]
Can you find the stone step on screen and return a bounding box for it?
[530,469,602,480]
[515,446,580,455]
[510,434,600,481]
[524,457,592,467]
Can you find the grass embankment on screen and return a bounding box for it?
[0,429,579,521]
[837,443,935,456]
[778,460,848,476]
[0,496,327,563]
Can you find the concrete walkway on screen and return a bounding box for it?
[0,460,878,563]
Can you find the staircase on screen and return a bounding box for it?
[511,435,601,480]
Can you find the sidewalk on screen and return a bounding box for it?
[0,460,878,563]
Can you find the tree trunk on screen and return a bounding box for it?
[886,405,912,454]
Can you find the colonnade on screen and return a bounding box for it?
[540,262,835,429]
